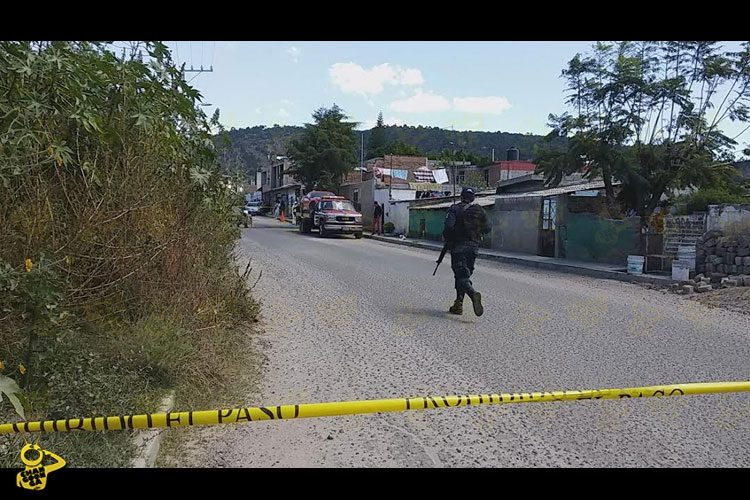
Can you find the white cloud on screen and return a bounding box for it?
[389,90,451,113]
[398,68,423,86]
[329,62,424,96]
[385,116,406,126]
[280,99,293,106]
[278,108,290,118]
[222,42,237,51]
[358,119,377,130]
[453,96,512,114]
[357,116,408,131]
[255,108,262,114]
[286,46,300,63]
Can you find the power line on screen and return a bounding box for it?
[183,40,213,77]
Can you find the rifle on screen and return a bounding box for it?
[433,240,451,276]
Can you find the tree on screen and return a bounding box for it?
[367,111,387,158]
[385,141,422,156]
[536,41,750,220]
[461,170,489,190]
[287,105,357,191]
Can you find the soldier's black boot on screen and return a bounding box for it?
[470,291,483,317]
[448,294,463,315]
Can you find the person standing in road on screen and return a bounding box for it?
[442,187,490,316]
[373,201,383,235]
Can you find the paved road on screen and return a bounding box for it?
[185,216,750,467]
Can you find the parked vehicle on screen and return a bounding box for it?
[295,192,363,238]
[243,201,262,216]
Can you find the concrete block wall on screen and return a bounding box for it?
[664,214,706,257]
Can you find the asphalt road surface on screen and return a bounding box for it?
[181,216,750,467]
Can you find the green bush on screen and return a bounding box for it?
[678,188,748,213]
[0,42,260,466]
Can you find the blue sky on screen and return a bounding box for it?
[164,41,750,154]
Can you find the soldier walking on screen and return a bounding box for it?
[443,187,490,316]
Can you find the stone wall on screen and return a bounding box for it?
[696,229,750,284]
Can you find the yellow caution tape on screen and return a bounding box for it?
[2,381,748,435]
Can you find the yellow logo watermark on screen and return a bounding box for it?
[16,441,66,491]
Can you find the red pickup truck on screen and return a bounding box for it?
[295,191,363,239]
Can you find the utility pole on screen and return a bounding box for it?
[183,65,214,74]
[452,155,456,203]
[389,155,393,200]
[451,125,456,205]
[361,132,364,183]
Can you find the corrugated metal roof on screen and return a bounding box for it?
[410,181,620,210]
[491,160,537,171]
[497,180,619,199]
[411,196,497,210]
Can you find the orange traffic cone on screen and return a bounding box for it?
[280,211,285,223]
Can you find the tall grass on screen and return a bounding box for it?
[0,41,258,466]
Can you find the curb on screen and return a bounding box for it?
[131,392,174,468]
[364,234,676,286]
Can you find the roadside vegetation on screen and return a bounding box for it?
[0,41,259,467]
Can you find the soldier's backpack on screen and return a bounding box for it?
[456,203,489,243]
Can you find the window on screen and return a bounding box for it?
[320,200,355,211]
[542,198,557,230]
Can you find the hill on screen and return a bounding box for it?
[215,124,565,178]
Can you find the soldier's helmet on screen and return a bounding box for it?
[460,187,475,202]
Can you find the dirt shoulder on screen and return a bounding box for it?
[690,286,750,316]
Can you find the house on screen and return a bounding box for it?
[496,172,589,194]
[409,195,496,245]
[496,173,547,194]
[339,155,452,229]
[491,180,636,262]
[260,156,302,216]
[484,160,538,185]
[408,179,641,265]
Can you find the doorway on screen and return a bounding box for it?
[538,198,556,257]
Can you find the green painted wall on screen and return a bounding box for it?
[409,208,448,241]
[563,213,641,265]
[409,206,492,247]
